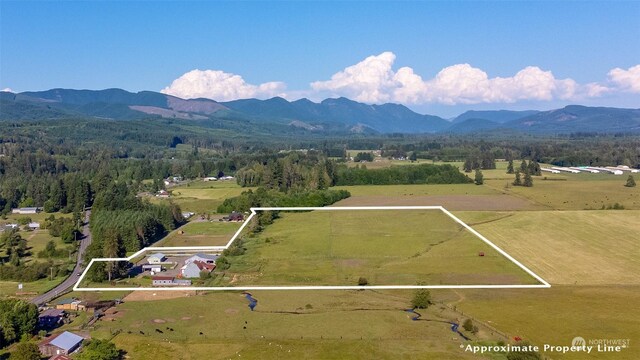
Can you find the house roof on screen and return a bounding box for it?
[40,309,65,318]
[152,276,174,281]
[194,260,215,271]
[56,298,79,305]
[193,253,218,260]
[48,331,83,351]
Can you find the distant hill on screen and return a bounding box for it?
[223,96,450,133]
[505,105,640,133]
[2,88,639,135]
[443,118,503,134]
[452,110,539,123]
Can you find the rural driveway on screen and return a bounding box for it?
[31,210,92,306]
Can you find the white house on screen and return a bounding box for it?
[148,253,167,264]
[28,222,40,229]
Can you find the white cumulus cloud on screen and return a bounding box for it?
[608,64,640,93]
[161,69,286,101]
[1,87,14,93]
[310,52,602,105]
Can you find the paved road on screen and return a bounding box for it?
[31,210,92,306]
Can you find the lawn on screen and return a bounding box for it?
[225,209,539,286]
[156,220,242,247]
[0,277,69,298]
[453,210,640,285]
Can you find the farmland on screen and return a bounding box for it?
[155,220,243,247]
[152,180,252,214]
[224,209,539,286]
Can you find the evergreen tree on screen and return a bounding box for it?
[507,159,514,174]
[513,170,522,186]
[474,169,484,185]
[520,159,528,173]
[523,171,534,187]
[625,175,636,187]
[409,152,418,161]
[463,158,473,173]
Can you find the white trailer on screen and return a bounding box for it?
[541,168,561,174]
[551,167,580,174]
[609,166,639,173]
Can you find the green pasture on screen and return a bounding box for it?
[156,220,242,247]
[227,210,538,286]
[154,180,252,214]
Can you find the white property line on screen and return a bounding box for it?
[74,206,550,291]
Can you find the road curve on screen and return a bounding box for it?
[31,210,92,306]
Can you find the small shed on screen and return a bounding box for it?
[38,309,65,328]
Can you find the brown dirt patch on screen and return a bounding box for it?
[224,308,239,315]
[181,316,192,320]
[334,195,540,211]
[123,290,196,302]
[152,318,166,324]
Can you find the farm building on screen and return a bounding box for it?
[156,190,170,198]
[148,253,167,264]
[55,298,85,311]
[12,207,41,214]
[203,176,217,181]
[228,212,245,221]
[38,309,65,328]
[181,260,216,278]
[28,222,41,229]
[151,276,192,286]
[142,264,163,273]
[541,168,560,174]
[185,253,218,265]
[38,331,84,357]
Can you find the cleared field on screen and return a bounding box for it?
[454,210,640,285]
[156,220,242,247]
[88,290,489,360]
[455,285,640,360]
[153,180,251,214]
[0,277,68,298]
[226,210,539,286]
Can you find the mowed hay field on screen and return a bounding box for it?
[156,220,242,247]
[90,290,485,360]
[154,181,251,214]
[227,210,538,286]
[454,285,640,360]
[455,210,640,285]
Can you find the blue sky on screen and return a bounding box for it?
[1,1,639,117]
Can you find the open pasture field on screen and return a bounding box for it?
[156,220,242,247]
[89,290,488,360]
[153,180,250,214]
[454,285,640,360]
[454,210,640,285]
[227,209,539,286]
[333,183,541,210]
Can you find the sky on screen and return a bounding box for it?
[1,1,639,117]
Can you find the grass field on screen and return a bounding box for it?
[454,210,640,285]
[88,290,495,360]
[224,210,539,286]
[152,180,251,214]
[156,220,242,247]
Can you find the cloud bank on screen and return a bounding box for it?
[161,69,285,101]
[161,53,639,106]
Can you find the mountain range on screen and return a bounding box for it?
[1,88,639,135]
